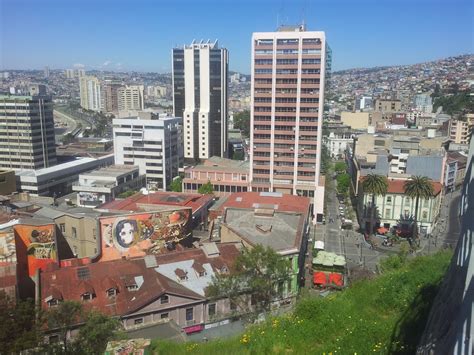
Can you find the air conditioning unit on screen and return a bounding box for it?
[290,147,293,151]
[302,148,305,151]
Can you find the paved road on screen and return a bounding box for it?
[317,184,384,272]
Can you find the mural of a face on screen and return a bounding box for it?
[114,219,138,249]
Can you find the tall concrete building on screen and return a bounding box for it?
[117,85,144,112]
[113,114,183,190]
[79,76,102,112]
[172,40,228,160]
[249,25,331,218]
[101,80,122,113]
[0,86,57,170]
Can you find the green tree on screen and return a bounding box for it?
[198,181,214,195]
[76,311,122,354]
[0,294,42,353]
[334,161,347,174]
[117,190,137,198]
[336,173,350,195]
[233,110,250,137]
[47,301,83,353]
[362,174,388,236]
[169,177,183,192]
[206,245,291,318]
[232,150,244,161]
[404,176,434,239]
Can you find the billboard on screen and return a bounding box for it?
[14,223,57,276]
[99,209,190,262]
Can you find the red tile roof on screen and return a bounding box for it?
[40,243,240,317]
[98,192,213,215]
[385,179,442,196]
[212,192,311,217]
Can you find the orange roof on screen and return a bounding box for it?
[385,179,442,196]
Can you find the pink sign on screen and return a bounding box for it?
[184,324,204,334]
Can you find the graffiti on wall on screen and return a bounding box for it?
[14,224,57,276]
[0,229,16,263]
[99,209,190,261]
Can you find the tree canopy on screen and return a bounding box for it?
[206,244,291,318]
[169,176,183,192]
[433,92,474,115]
[403,176,434,201]
[336,173,351,195]
[334,162,347,174]
[362,174,388,197]
[198,181,214,195]
[233,110,250,138]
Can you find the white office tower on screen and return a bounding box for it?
[172,40,228,160]
[113,114,183,190]
[79,76,102,111]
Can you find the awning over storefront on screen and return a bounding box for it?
[313,271,327,285]
[329,273,343,287]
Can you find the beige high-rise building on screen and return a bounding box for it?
[79,76,102,111]
[0,87,57,170]
[449,118,472,145]
[118,85,145,112]
[249,25,331,219]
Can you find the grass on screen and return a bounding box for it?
[150,251,452,354]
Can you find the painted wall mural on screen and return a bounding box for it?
[14,223,57,276]
[99,209,190,261]
[0,229,16,264]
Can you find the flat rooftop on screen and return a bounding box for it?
[187,157,249,174]
[79,164,139,179]
[223,207,305,253]
[16,155,114,178]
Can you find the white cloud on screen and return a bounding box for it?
[102,60,112,66]
[73,63,85,68]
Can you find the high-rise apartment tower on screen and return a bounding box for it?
[172,40,228,160]
[79,76,102,112]
[250,25,331,218]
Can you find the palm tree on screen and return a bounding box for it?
[404,175,434,240]
[362,174,388,236]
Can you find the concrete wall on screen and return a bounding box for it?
[341,112,370,130]
[0,170,16,195]
[54,215,98,258]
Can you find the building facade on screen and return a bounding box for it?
[449,119,472,145]
[0,92,57,170]
[249,25,330,218]
[0,170,16,195]
[118,85,145,112]
[72,165,145,208]
[79,76,102,112]
[172,40,228,160]
[101,81,122,113]
[113,116,183,190]
[183,157,250,197]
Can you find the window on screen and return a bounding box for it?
[405,198,411,206]
[385,208,391,218]
[47,299,59,307]
[60,223,65,233]
[423,199,429,207]
[107,288,117,297]
[81,292,94,301]
[386,196,392,204]
[160,313,169,319]
[185,307,193,321]
[160,295,169,304]
[208,303,216,316]
[134,318,144,325]
[72,227,77,238]
[127,284,138,291]
[422,211,428,220]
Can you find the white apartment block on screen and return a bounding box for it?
[172,40,228,160]
[113,116,183,190]
[79,76,102,111]
[118,85,145,112]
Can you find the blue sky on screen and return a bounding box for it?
[1,0,473,73]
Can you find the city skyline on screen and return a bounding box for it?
[1,0,473,74]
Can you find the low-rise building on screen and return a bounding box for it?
[40,243,241,337]
[183,157,250,197]
[358,178,442,234]
[209,191,311,295]
[374,98,401,113]
[72,165,145,208]
[15,155,114,197]
[323,126,354,159]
